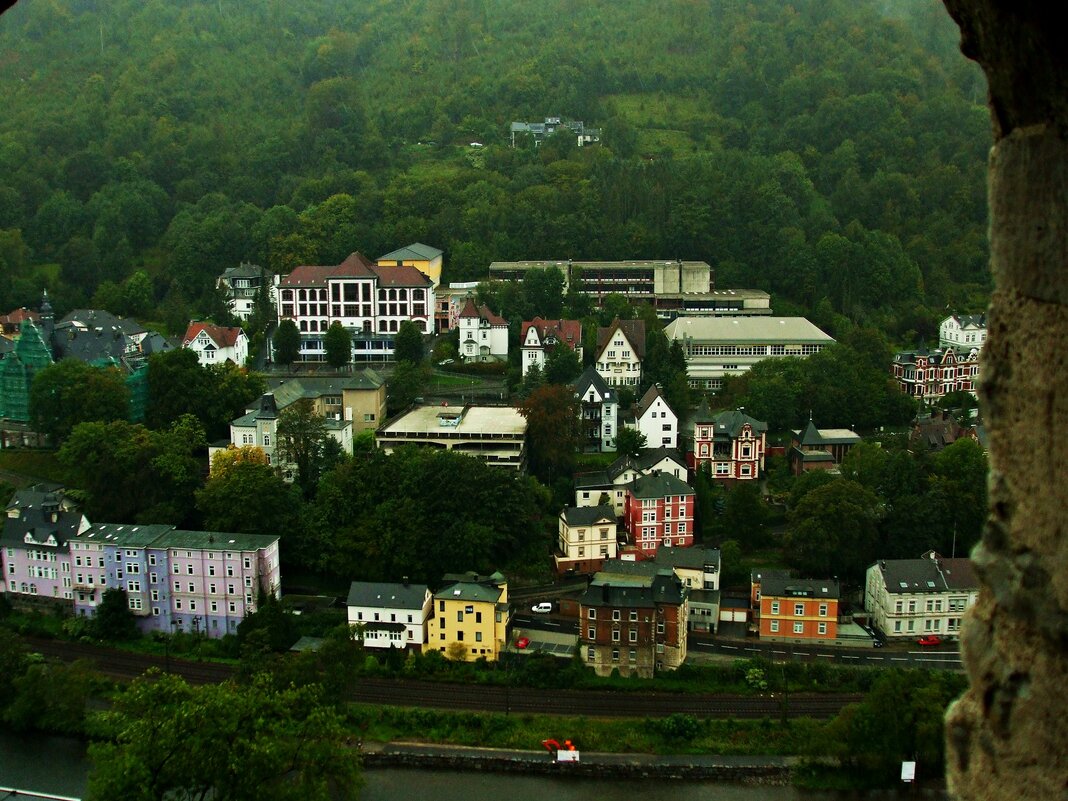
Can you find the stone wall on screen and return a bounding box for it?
[939,3,1068,799]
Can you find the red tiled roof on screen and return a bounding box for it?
[520,318,582,350]
[0,308,41,327]
[458,299,507,325]
[280,252,376,286]
[370,263,433,287]
[183,322,245,348]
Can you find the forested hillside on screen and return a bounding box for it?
[0,0,989,340]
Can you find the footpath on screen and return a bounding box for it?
[361,741,798,782]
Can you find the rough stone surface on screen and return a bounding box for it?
[941,3,1068,800]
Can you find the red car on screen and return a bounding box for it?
[515,637,530,649]
[917,635,942,647]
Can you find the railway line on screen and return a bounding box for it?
[24,636,860,720]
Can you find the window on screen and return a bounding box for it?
[612,630,620,642]
[173,581,181,592]
[148,553,156,566]
[587,627,595,640]
[818,603,828,617]
[187,565,194,575]
[629,629,637,643]
[793,622,804,634]
[770,601,780,615]
[588,609,596,619]
[794,603,804,616]
[612,649,619,663]
[587,646,595,662]
[770,620,780,633]
[126,580,140,593]
[629,610,638,622]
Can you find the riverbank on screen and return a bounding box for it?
[361,741,797,782]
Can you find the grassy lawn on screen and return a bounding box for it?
[349,703,828,756]
[0,450,67,483]
[428,374,484,389]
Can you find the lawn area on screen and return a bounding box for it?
[349,703,828,756]
[428,373,484,389]
[0,450,67,483]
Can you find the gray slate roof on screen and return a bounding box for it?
[377,243,443,261]
[573,366,616,403]
[627,472,694,499]
[761,576,840,600]
[347,581,429,610]
[695,409,768,440]
[435,571,507,604]
[874,552,978,593]
[1,484,83,548]
[561,506,615,526]
[580,572,687,608]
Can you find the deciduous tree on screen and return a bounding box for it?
[85,672,361,801]
[30,359,130,443]
[273,319,301,366]
[393,320,425,365]
[518,384,582,483]
[275,398,329,498]
[323,322,352,370]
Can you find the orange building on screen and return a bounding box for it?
[758,576,840,641]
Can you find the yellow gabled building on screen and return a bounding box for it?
[427,571,509,661]
[376,243,444,288]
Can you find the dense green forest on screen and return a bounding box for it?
[0,0,989,339]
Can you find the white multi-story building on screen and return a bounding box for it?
[182,322,249,367]
[574,449,687,516]
[939,313,987,351]
[595,319,645,387]
[457,299,509,363]
[216,263,277,320]
[864,551,979,639]
[277,252,434,362]
[521,318,583,376]
[625,384,678,450]
[574,367,618,451]
[555,506,617,575]
[227,393,353,474]
[346,580,432,651]
[664,317,834,391]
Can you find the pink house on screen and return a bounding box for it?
[1,484,90,601]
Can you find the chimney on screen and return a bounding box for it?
[602,582,610,603]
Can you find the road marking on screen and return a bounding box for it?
[744,648,760,652]
[817,654,833,659]
[771,650,786,655]
[890,657,907,661]
[720,645,739,650]
[794,652,809,656]
[842,655,859,660]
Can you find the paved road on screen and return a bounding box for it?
[511,614,963,671]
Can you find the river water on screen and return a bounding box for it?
[0,731,933,800]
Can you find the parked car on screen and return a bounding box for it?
[872,638,884,648]
[531,602,553,614]
[515,637,530,649]
[917,635,942,647]
[438,358,454,365]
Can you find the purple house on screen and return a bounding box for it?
[1,484,89,601]
[71,524,281,638]
[2,484,281,640]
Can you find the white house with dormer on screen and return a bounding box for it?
[346,580,432,651]
[227,393,352,477]
[574,367,618,451]
[939,314,987,351]
[457,299,509,363]
[182,322,249,366]
[625,384,679,449]
[521,317,583,376]
[595,319,645,387]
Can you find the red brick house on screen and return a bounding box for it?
[622,472,695,557]
[577,571,688,677]
[689,406,768,483]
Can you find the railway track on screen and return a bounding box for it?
[23,636,860,720]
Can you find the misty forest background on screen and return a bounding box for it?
[0,0,989,343]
